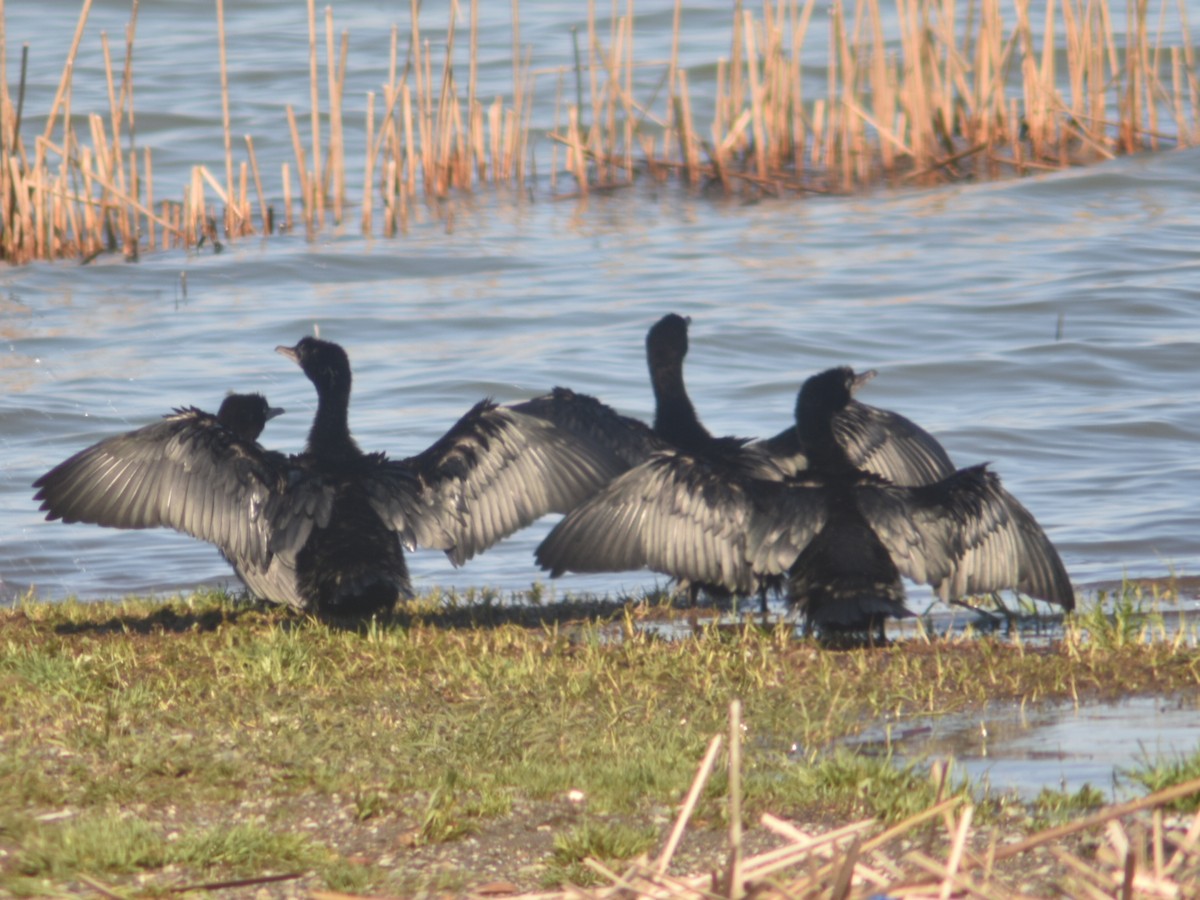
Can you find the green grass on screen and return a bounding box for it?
[1125,749,1200,812]
[1,586,1198,894]
[544,820,659,887]
[1031,783,1110,827]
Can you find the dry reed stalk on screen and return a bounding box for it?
[513,43,532,187]
[523,45,538,182]
[766,824,891,891]
[421,39,434,195]
[593,7,614,185]
[568,106,588,195]
[304,167,316,239]
[0,0,8,154]
[402,83,415,197]
[99,34,125,250]
[120,7,139,250]
[216,0,233,234]
[676,71,698,184]
[409,1,428,194]
[284,105,309,228]
[434,0,459,196]
[306,0,321,221]
[324,11,347,222]
[361,92,374,233]
[238,160,248,229]
[725,699,743,900]
[467,0,478,166]
[654,734,723,876]
[41,0,92,147]
[382,157,395,237]
[281,162,292,231]
[743,10,769,183]
[7,156,29,262]
[245,135,266,233]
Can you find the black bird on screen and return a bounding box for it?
[525,314,953,609]
[33,338,625,617]
[33,391,285,597]
[517,314,779,477]
[31,391,285,526]
[754,367,955,486]
[214,392,285,441]
[517,314,783,606]
[537,366,1074,636]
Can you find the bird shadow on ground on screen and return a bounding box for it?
[49,602,262,636]
[44,592,669,638]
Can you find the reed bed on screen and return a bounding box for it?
[1,0,1197,263]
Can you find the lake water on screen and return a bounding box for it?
[1,0,1198,611]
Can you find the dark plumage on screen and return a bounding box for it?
[517,313,955,489]
[537,366,1074,635]
[514,313,784,485]
[33,338,625,617]
[33,392,286,600]
[754,367,956,486]
[526,314,952,609]
[519,314,783,605]
[215,392,285,441]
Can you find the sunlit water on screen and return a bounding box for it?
[835,694,1200,800]
[5,154,1198,606]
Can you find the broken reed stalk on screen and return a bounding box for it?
[726,699,744,899]
[506,706,1200,900]
[2,0,1197,262]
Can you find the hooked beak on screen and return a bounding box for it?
[851,369,878,394]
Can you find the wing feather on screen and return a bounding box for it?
[857,465,1074,608]
[536,452,759,593]
[32,409,282,569]
[754,400,954,486]
[509,387,669,469]
[832,401,956,485]
[376,401,627,565]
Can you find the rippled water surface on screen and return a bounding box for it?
[1,1,1198,612]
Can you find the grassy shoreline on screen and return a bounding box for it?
[2,588,1199,896]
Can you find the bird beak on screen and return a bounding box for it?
[265,406,285,421]
[275,344,299,364]
[852,369,878,392]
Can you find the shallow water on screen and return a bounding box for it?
[837,695,1200,800]
[1,0,1198,611]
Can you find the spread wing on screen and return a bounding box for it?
[833,401,956,486]
[856,465,1074,608]
[509,387,670,469]
[536,451,763,594]
[741,482,831,578]
[756,400,954,486]
[32,408,284,570]
[383,400,628,566]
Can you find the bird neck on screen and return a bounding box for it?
[651,364,712,449]
[796,405,854,471]
[307,383,361,460]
